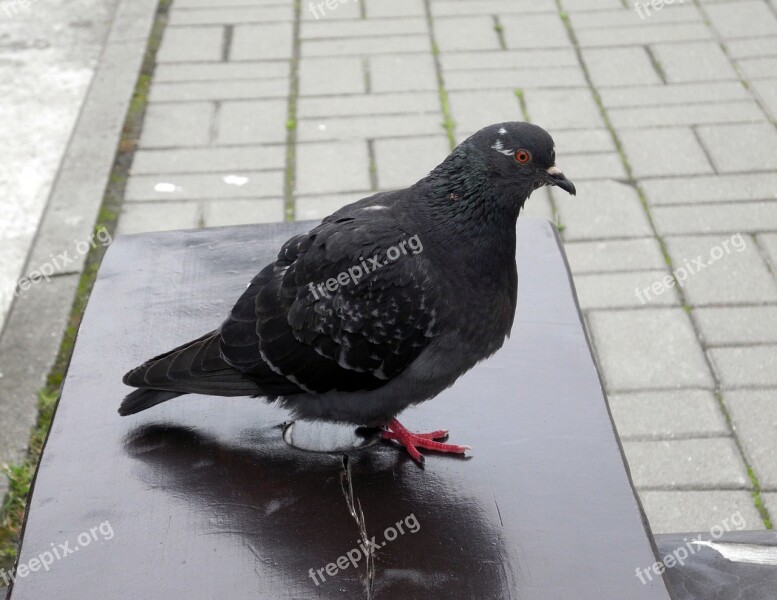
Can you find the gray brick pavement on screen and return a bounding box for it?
[623,438,750,489]
[725,390,777,491]
[111,0,777,536]
[640,491,765,534]
[587,308,715,391]
[609,390,728,440]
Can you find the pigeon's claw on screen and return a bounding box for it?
[381,419,471,465]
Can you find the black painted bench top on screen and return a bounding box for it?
[7,219,673,599]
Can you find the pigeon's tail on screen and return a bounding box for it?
[120,330,268,416]
[119,389,182,416]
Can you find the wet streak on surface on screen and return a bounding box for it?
[8,219,673,599]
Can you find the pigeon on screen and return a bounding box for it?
[120,122,576,464]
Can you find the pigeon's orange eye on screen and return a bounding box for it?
[514,149,531,164]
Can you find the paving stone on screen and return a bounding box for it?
[216,99,288,145]
[445,66,587,91]
[653,202,777,236]
[709,346,777,388]
[696,123,777,173]
[609,390,728,440]
[139,102,214,148]
[302,35,430,57]
[373,136,450,190]
[302,0,362,20]
[575,270,680,309]
[641,173,777,205]
[177,0,291,6]
[736,56,777,80]
[231,23,294,60]
[116,201,201,236]
[295,140,371,195]
[501,13,571,49]
[564,238,667,274]
[169,5,293,25]
[764,493,777,518]
[587,309,714,391]
[157,26,224,62]
[694,306,777,346]
[296,192,368,220]
[448,90,523,134]
[576,23,711,47]
[365,0,425,17]
[759,233,777,270]
[564,0,624,10]
[623,438,750,489]
[608,101,764,129]
[705,1,777,38]
[551,180,653,241]
[550,128,616,154]
[583,47,662,87]
[440,48,578,71]
[297,92,440,118]
[560,152,626,180]
[369,54,438,93]
[599,81,751,109]
[125,171,284,201]
[572,4,703,28]
[297,114,444,142]
[651,40,739,83]
[724,389,777,490]
[299,57,365,96]
[726,38,777,59]
[664,234,777,305]
[749,79,777,121]
[131,145,286,175]
[302,17,427,39]
[434,15,501,51]
[432,0,556,17]
[639,490,764,534]
[619,128,713,178]
[155,61,290,82]
[523,88,605,130]
[149,79,289,102]
[202,198,284,226]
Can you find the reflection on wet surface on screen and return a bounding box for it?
[124,423,512,599]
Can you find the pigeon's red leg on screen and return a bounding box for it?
[380,418,471,464]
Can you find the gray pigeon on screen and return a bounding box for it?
[120,122,576,464]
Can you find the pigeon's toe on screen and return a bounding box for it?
[381,419,471,465]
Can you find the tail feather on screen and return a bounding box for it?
[119,389,182,416]
[120,330,257,416]
[120,330,290,416]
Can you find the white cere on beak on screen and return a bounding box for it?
[546,166,564,176]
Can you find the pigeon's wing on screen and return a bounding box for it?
[219,216,439,394]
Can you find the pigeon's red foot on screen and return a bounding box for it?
[380,418,471,464]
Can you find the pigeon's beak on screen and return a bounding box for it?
[545,166,576,196]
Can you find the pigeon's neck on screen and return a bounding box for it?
[412,153,525,266]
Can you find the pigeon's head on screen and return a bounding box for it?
[466,122,576,201]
